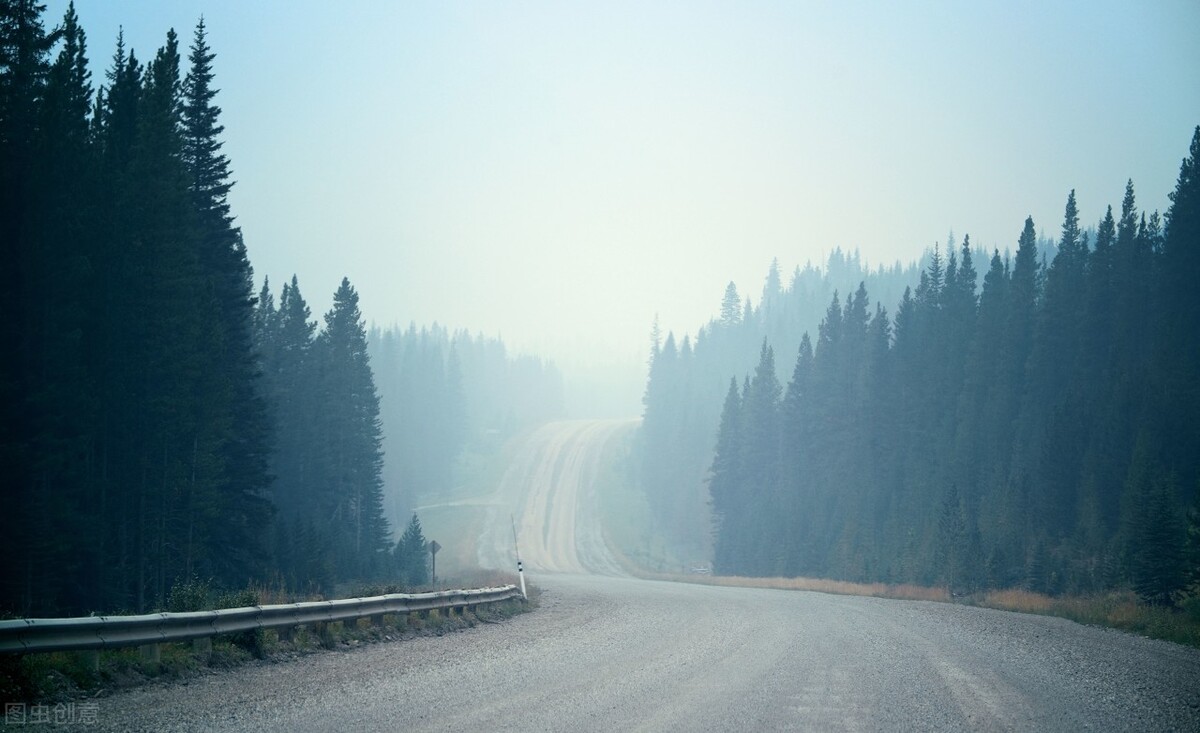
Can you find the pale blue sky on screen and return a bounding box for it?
[46,1,1200,409]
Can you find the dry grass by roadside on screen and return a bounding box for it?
[625,566,1200,648]
[638,570,950,602]
[975,588,1200,647]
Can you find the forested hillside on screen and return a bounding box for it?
[0,3,559,616]
[0,5,279,615]
[639,249,936,559]
[368,323,564,530]
[643,129,1200,604]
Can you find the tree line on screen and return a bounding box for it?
[0,2,560,616]
[368,323,563,531]
[1,2,277,616]
[644,128,1200,604]
[640,248,938,561]
[251,274,390,595]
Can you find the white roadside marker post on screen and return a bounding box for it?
[511,514,527,600]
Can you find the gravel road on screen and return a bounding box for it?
[477,419,634,576]
[46,574,1200,732]
[39,419,1200,731]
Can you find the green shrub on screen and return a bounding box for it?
[166,577,212,612]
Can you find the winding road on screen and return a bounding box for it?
[477,419,633,576]
[63,419,1200,731]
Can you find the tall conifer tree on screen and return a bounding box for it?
[314,278,389,579]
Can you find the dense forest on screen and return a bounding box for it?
[368,323,564,530]
[0,3,560,616]
[642,129,1200,604]
[639,249,939,560]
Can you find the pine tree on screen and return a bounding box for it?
[954,250,1008,525]
[1020,192,1089,537]
[719,281,741,327]
[181,17,231,229]
[1080,206,1117,391]
[179,17,273,590]
[935,487,982,594]
[1006,217,1040,389]
[313,278,389,579]
[640,331,681,529]
[395,513,429,587]
[762,258,782,307]
[1123,443,1185,606]
[1160,127,1200,498]
[0,0,58,614]
[941,235,978,435]
[635,130,1199,595]
[10,0,97,613]
[269,277,319,509]
[253,276,277,359]
[779,334,815,574]
[710,377,744,574]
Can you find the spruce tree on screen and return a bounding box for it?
[265,275,318,522]
[180,18,273,589]
[719,282,741,326]
[1160,127,1200,497]
[1123,443,1185,606]
[14,0,96,613]
[1020,193,1089,536]
[710,377,744,574]
[395,513,429,587]
[0,0,57,614]
[313,278,389,579]
[778,335,816,574]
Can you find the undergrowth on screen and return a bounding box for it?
[976,587,1200,647]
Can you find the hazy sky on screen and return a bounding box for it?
[47,1,1200,403]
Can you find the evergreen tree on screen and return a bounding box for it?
[643,129,1199,600]
[710,377,743,573]
[719,281,741,326]
[779,334,815,556]
[1160,127,1200,499]
[738,340,782,574]
[1006,217,1040,392]
[762,258,782,307]
[0,0,57,614]
[935,487,982,594]
[395,513,429,587]
[1123,443,1185,606]
[1019,193,1089,537]
[1080,206,1117,392]
[179,18,273,588]
[313,278,389,579]
[17,0,95,612]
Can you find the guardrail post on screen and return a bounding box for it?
[314,622,334,649]
[277,625,294,643]
[80,650,99,673]
[139,643,160,664]
[192,636,211,661]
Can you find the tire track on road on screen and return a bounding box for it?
[476,419,636,576]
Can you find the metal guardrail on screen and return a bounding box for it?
[0,585,523,654]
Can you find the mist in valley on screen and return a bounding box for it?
[4,0,1200,624]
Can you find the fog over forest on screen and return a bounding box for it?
[34,1,1200,410]
[3,0,1199,627]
